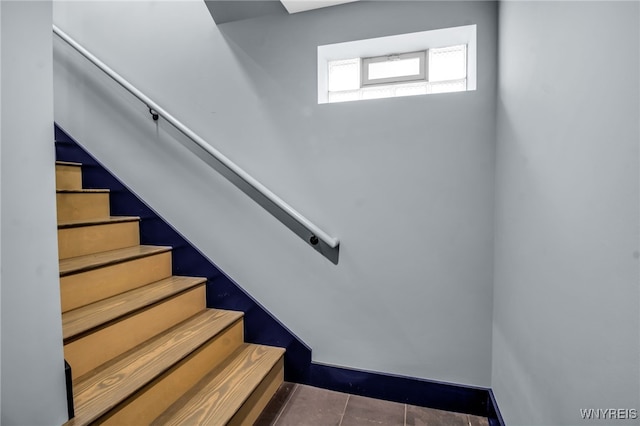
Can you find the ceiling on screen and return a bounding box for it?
[204,0,359,25]
[279,0,359,14]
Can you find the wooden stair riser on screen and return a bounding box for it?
[56,163,83,190]
[66,310,243,426]
[61,252,172,313]
[63,277,206,341]
[58,221,139,260]
[96,320,244,425]
[54,154,288,426]
[65,285,206,380]
[154,344,285,426]
[57,192,110,222]
[229,358,284,426]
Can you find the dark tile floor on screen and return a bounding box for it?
[255,382,490,426]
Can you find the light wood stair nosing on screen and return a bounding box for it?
[57,188,110,193]
[68,309,244,426]
[59,245,172,277]
[63,276,207,341]
[58,216,140,229]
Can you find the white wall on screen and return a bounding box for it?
[1,1,68,424]
[53,0,497,387]
[492,2,640,425]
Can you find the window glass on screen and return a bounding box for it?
[362,51,426,86]
[328,58,360,92]
[368,56,421,80]
[428,45,467,82]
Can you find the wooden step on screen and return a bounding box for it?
[56,161,82,190]
[98,315,245,425]
[66,309,244,426]
[53,162,287,426]
[59,245,171,277]
[63,276,207,341]
[65,282,206,381]
[57,189,110,222]
[58,216,143,229]
[153,343,285,426]
[58,217,140,260]
[60,245,172,313]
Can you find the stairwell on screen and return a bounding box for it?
[56,160,285,425]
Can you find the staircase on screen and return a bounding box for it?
[56,160,285,425]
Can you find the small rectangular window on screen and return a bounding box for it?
[362,51,426,86]
[319,25,476,103]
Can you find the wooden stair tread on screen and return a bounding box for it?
[56,161,82,167]
[67,309,244,426]
[57,188,109,193]
[153,343,285,426]
[58,216,140,229]
[54,157,287,425]
[59,245,172,277]
[63,276,207,341]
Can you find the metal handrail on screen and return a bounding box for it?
[53,25,340,263]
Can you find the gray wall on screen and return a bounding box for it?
[1,1,69,424]
[492,2,640,425]
[1,2,3,420]
[53,0,497,387]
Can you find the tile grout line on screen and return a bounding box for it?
[337,394,351,426]
[404,404,407,426]
[272,383,299,426]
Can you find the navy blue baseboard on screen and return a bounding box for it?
[55,123,503,425]
[487,389,506,426]
[305,363,497,419]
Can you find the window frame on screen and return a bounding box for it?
[317,25,477,104]
[361,51,427,86]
